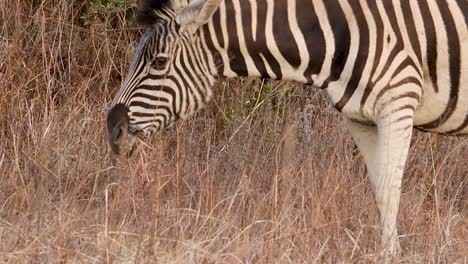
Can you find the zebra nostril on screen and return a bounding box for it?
[113,126,123,144]
[107,104,130,155]
[108,123,127,155]
[115,126,124,142]
[109,126,123,155]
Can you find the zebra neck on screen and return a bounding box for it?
[200,0,339,88]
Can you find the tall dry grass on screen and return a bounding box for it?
[0,1,467,263]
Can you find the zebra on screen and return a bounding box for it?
[106,0,468,255]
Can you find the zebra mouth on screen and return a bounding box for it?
[109,125,137,157]
[119,130,137,158]
[107,104,141,157]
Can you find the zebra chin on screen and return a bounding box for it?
[106,104,138,157]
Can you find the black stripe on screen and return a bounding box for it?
[446,114,468,134]
[136,80,179,117]
[179,46,202,110]
[395,115,414,123]
[360,0,384,107]
[130,101,162,110]
[298,0,325,83]
[401,0,422,63]
[132,106,172,117]
[392,104,416,113]
[133,113,168,128]
[183,43,209,101]
[172,51,194,116]
[419,0,461,130]
[141,121,163,132]
[373,1,405,83]
[192,38,212,84]
[389,76,422,90]
[335,0,370,112]
[322,0,351,83]
[202,23,224,76]
[136,84,176,95]
[121,57,148,104]
[211,7,224,51]
[141,73,167,81]
[224,0,248,76]
[457,0,468,26]
[131,92,170,103]
[418,0,439,92]
[239,0,271,78]
[273,1,301,68]
[375,92,420,115]
[390,57,422,87]
[372,85,420,112]
[254,0,283,78]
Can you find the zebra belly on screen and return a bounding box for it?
[413,36,468,135]
[413,86,468,135]
[412,1,468,135]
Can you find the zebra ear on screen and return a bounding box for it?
[175,0,222,32]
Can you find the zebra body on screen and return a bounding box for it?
[203,0,467,134]
[107,0,467,255]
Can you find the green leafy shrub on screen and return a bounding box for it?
[82,0,135,27]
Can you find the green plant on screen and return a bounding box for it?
[82,0,135,27]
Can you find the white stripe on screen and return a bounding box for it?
[413,0,452,127]
[344,0,378,117]
[264,1,304,82]
[287,0,309,78]
[393,0,420,65]
[206,2,236,77]
[180,45,205,104]
[199,28,218,78]
[232,0,261,76]
[173,49,198,115]
[409,1,427,63]
[436,0,468,131]
[128,106,171,116]
[326,0,360,104]
[249,0,258,42]
[371,1,398,83]
[219,3,237,77]
[259,53,276,78]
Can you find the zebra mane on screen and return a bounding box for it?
[134,0,173,26]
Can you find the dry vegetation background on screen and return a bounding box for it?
[0,0,467,263]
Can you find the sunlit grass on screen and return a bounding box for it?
[0,1,467,263]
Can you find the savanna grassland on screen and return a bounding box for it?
[0,1,467,263]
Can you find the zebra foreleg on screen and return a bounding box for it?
[345,119,400,255]
[345,103,415,256]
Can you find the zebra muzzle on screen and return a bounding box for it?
[112,127,136,157]
[107,104,136,157]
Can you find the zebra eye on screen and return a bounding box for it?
[152,56,168,70]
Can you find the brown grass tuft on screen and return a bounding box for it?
[1,1,467,263]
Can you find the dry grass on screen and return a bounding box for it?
[1,1,467,263]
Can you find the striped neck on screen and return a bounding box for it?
[199,0,338,88]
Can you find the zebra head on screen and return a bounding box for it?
[107,0,221,156]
